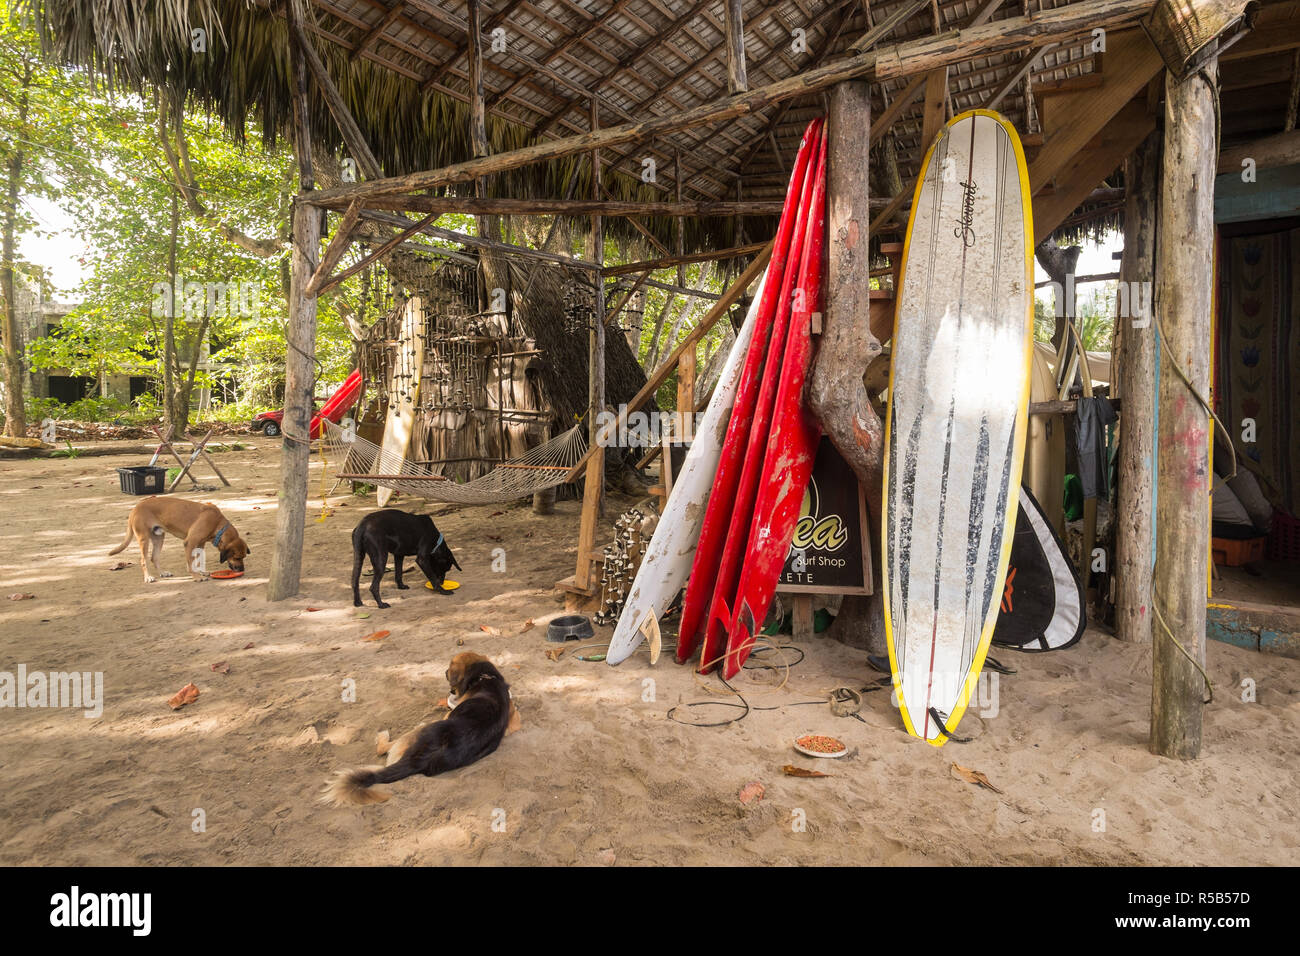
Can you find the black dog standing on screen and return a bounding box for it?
[351,510,461,608]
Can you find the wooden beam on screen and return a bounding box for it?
[869,0,1007,147]
[1029,29,1164,194]
[305,200,362,297]
[1114,130,1159,646]
[350,2,405,62]
[870,74,927,145]
[1032,99,1156,244]
[602,242,768,277]
[849,0,930,51]
[268,0,320,603]
[920,67,949,150]
[287,13,382,180]
[604,271,650,326]
[305,0,1158,207]
[316,212,439,295]
[316,195,786,217]
[1152,60,1216,760]
[565,243,773,481]
[1217,130,1300,174]
[985,44,1055,111]
[724,0,748,93]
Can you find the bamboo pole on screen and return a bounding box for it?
[268,0,321,602]
[304,0,1156,208]
[1115,131,1160,646]
[1151,61,1217,760]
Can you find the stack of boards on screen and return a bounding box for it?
[609,110,1061,749]
[606,119,828,678]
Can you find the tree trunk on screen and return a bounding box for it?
[268,0,320,602]
[1151,62,1216,760]
[163,188,180,436]
[1115,130,1160,645]
[2,67,31,439]
[810,80,887,654]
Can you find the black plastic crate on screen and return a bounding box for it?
[116,465,167,495]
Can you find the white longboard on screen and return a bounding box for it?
[605,273,768,665]
[883,111,1033,745]
[375,297,424,507]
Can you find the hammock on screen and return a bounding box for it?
[323,420,587,505]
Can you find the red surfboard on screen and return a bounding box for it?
[695,122,823,675]
[675,118,824,664]
[720,133,828,679]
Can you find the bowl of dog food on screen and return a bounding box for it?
[793,734,849,758]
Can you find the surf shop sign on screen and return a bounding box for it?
[777,438,873,595]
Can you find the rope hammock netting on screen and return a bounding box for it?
[323,420,587,505]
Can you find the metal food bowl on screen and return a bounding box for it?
[547,615,594,643]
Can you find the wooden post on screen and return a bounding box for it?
[1151,60,1216,760]
[1115,131,1160,645]
[809,79,885,653]
[676,347,696,426]
[588,100,605,519]
[724,0,748,94]
[268,0,320,602]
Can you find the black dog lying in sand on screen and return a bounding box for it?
[322,652,518,806]
[350,509,461,608]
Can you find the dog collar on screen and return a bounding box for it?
[213,522,230,547]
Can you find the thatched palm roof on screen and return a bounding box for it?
[25,0,1300,249]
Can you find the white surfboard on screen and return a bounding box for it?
[883,111,1033,745]
[605,273,768,665]
[375,297,424,507]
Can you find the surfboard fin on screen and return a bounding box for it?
[635,608,662,666]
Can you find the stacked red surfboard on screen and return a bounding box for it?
[674,119,828,680]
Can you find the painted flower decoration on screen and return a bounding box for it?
[1241,297,1261,317]
[1247,446,1262,463]
[1243,244,1262,265]
[1241,346,1261,367]
[1242,397,1261,418]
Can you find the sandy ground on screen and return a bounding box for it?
[0,441,1297,866]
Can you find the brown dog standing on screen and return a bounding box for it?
[109,496,250,583]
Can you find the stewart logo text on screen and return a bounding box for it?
[954,180,977,247]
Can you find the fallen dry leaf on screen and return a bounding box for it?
[544,646,566,662]
[109,561,132,571]
[738,781,765,805]
[242,642,255,650]
[305,607,323,612]
[210,661,230,674]
[520,619,536,633]
[782,765,830,778]
[951,763,1003,794]
[479,624,501,636]
[489,511,504,517]
[8,593,34,601]
[168,682,200,710]
[362,630,390,642]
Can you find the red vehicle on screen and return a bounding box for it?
[251,370,362,440]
